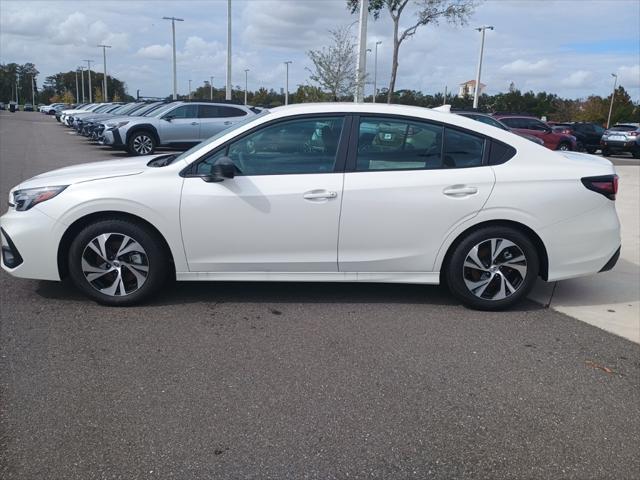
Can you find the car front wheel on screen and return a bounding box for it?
[557,142,571,151]
[127,131,156,156]
[445,227,539,311]
[68,219,169,305]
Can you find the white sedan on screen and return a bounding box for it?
[1,103,621,310]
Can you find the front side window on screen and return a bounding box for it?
[356,117,443,171]
[197,116,344,176]
[166,105,198,119]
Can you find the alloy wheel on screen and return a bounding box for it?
[81,233,149,296]
[133,135,153,154]
[462,238,527,301]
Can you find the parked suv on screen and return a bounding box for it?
[601,123,640,158]
[493,115,577,151]
[549,122,604,153]
[101,101,257,155]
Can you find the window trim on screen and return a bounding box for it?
[181,113,353,178]
[345,113,491,173]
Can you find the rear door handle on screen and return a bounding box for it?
[190,122,199,126]
[303,190,338,200]
[443,186,478,197]
[223,121,232,125]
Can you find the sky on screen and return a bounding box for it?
[0,0,639,100]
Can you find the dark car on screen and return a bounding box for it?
[548,122,604,153]
[456,112,545,146]
[493,115,577,151]
[23,103,34,112]
[601,123,640,158]
[0,102,5,110]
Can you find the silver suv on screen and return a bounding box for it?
[100,101,257,155]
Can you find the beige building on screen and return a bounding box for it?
[458,79,486,97]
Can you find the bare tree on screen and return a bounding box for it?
[307,27,358,101]
[348,0,478,103]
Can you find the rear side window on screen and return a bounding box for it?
[355,117,443,171]
[488,140,517,165]
[443,128,485,168]
[500,117,525,129]
[218,106,247,117]
[198,105,220,118]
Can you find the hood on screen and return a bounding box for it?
[16,155,162,190]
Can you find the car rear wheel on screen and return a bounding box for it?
[68,219,169,306]
[127,131,156,156]
[602,148,611,157]
[586,147,597,154]
[557,142,571,151]
[445,226,539,311]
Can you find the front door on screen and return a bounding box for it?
[180,115,348,272]
[159,104,200,144]
[338,116,495,272]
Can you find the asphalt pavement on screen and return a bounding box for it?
[1,111,639,479]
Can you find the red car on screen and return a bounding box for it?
[493,115,577,151]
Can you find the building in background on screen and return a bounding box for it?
[458,79,486,97]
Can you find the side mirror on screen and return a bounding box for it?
[163,115,174,122]
[202,157,236,182]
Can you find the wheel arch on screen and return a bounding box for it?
[439,219,549,282]
[57,211,175,280]
[126,124,160,146]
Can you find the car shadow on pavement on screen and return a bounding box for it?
[34,279,544,312]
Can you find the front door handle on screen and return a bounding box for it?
[190,122,198,126]
[223,121,232,125]
[443,185,478,197]
[303,190,338,200]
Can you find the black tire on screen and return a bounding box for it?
[445,226,539,311]
[127,130,156,156]
[68,219,169,306]
[586,147,597,154]
[602,148,611,157]
[632,149,640,159]
[557,142,571,151]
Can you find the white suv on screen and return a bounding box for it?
[100,101,257,155]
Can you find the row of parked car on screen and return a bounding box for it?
[37,101,640,158]
[47,100,260,155]
[453,111,640,158]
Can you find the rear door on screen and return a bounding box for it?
[158,104,200,143]
[338,115,495,273]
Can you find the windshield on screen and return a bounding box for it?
[112,103,140,115]
[147,103,177,117]
[172,110,270,164]
[135,103,164,116]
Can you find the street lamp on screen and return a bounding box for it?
[78,66,85,103]
[284,61,292,105]
[188,79,192,100]
[365,48,371,100]
[84,59,94,102]
[226,0,232,101]
[162,16,184,100]
[473,25,493,109]
[606,73,618,129]
[244,69,249,105]
[74,69,80,103]
[210,76,214,100]
[98,44,112,101]
[373,40,381,103]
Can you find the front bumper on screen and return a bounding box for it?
[0,207,63,281]
[102,128,124,147]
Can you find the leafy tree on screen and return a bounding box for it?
[307,26,358,101]
[348,0,477,103]
[61,90,75,104]
[93,86,103,102]
[293,85,329,103]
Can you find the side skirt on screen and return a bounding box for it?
[176,271,441,284]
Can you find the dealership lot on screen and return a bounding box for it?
[1,111,639,478]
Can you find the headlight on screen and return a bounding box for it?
[12,186,68,211]
[106,121,129,130]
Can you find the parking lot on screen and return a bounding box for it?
[1,111,639,479]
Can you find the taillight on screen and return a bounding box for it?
[581,174,618,200]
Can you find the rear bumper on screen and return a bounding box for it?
[599,246,620,272]
[601,140,638,152]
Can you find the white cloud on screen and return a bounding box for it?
[500,59,554,76]
[561,70,593,87]
[136,44,172,60]
[617,64,640,89]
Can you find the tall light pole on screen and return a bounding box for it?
[606,73,618,129]
[473,25,493,109]
[162,16,184,100]
[373,40,381,103]
[354,0,369,102]
[84,59,94,102]
[98,44,111,102]
[365,48,371,99]
[79,66,85,102]
[74,69,79,103]
[226,0,232,101]
[244,69,249,105]
[210,76,214,100]
[284,61,292,105]
[31,75,35,106]
[188,79,192,100]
